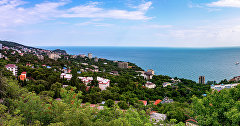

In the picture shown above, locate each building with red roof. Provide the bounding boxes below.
[19,72,27,81]
[139,100,147,106]
[154,99,162,105]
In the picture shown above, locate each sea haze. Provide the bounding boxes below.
[40,46,240,82]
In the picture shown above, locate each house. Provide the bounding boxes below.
[118,62,128,69]
[154,99,162,105]
[62,85,69,88]
[79,54,86,58]
[79,77,93,85]
[144,70,154,80]
[229,76,240,82]
[150,111,167,123]
[55,98,62,101]
[60,73,72,80]
[5,64,18,76]
[91,65,99,72]
[97,77,110,90]
[71,55,77,58]
[161,97,174,104]
[162,82,172,87]
[79,77,110,90]
[62,68,71,73]
[19,72,27,81]
[94,57,99,62]
[145,81,156,89]
[37,55,44,60]
[26,63,32,67]
[110,71,119,75]
[81,63,88,66]
[171,78,181,83]
[211,83,239,91]
[48,53,60,60]
[19,53,24,56]
[139,100,147,106]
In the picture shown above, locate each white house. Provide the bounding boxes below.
[60,73,72,80]
[97,77,110,90]
[5,64,18,76]
[211,83,239,91]
[78,76,110,90]
[145,81,156,89]
[79,77,93,84]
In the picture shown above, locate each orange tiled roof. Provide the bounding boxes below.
[154,99,162,105]
[139,100,147,106]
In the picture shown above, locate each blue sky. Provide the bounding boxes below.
[0,0,240,47]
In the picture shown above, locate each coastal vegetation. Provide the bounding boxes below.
[0,41,239,125]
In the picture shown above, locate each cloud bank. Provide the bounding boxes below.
[208,0,240,8]
[0,0,152,27]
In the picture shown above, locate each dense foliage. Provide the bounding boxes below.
[0,42,239,125]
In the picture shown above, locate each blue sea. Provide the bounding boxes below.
[40,46,240,82]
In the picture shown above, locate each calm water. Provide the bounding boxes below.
[40,46,240,82]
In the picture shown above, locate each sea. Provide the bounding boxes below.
[40,46,240,82]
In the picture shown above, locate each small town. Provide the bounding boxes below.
[1,41,240,126]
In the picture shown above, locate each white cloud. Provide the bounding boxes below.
[61,1,152,20]
[0,0,152,28]
[208,0,240,8]
[75,21,113,27]
[0,0,67,27]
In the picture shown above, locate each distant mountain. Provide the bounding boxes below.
[0,40,35,49]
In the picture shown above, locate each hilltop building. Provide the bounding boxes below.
[79,54,86,58]
[144,69,155,80]
[88,53,92,59]
[94,57,98,62]
[199,76,205,84]
[5,64,18,76]
[118,62,128,69]
[229,76,240,82]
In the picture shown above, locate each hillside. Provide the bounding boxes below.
[0,40,35,49]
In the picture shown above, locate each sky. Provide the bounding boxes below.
[0,0,240,47]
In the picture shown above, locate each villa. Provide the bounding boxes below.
[145,81,156,89]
